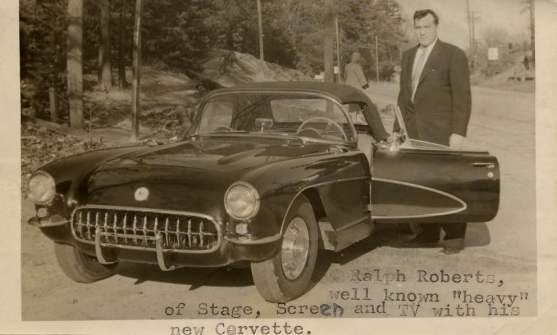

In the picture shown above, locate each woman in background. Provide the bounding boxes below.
[344,51,369,91]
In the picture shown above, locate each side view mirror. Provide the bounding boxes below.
[376,132,404,153]
[255,118,274,132]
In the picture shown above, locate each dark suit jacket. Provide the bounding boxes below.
[397,40,471,146]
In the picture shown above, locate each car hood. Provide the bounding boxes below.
[86,136,335,214]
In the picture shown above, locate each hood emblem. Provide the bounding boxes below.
[134,187,150,202]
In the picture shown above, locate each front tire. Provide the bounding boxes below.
[54,243,117,283]
[251,195,318,302]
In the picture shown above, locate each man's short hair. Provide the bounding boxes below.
[414,9,439,25]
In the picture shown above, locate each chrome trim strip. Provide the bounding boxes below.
[370,177,468,219]
[393,105,408,138]
[113,213,118,243]
[142,216,148,246]
[398,139,489,154]
[187,219,192,247]
[392,105,487,154]
[94,226,117,264]
[28,217,69,228]
[123,214,128,244]
[336,216,370,232]
[472,162,496,168]
[78,212,83,235]
[86,211,91,240]
[73,204,217,221]
[279,176,369,235]
[164,217,169,247]
[400,139,450,150]
[70,205,223,254]
[200,220,205,248]
[132,215,138,244]
[225,233,282,245]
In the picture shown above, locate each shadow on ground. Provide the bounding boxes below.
[114,223,490,291]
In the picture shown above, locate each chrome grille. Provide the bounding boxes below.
[71,205,221,253]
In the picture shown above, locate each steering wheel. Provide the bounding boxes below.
[296,117,347,141]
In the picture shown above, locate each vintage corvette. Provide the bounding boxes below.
[27,82,499,303]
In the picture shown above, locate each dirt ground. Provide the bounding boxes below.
[21,83,536,320]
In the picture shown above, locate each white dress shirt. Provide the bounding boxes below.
[411,38,438,101]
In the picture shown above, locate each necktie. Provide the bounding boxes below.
[411,48,428,101]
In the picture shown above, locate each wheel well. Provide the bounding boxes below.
[302,188,326,222]
[301,188,330,251]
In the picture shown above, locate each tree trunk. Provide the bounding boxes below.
[118,0,127,88]
[99,0,112,90]
[131,0,143,141]
[67,0,84,128]
[256,0,264,60]
[323,0,335,83]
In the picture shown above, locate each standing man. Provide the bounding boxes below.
[397,9,471,254]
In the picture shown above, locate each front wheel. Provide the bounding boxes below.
[54,243,117,283]
[251,195,318,302]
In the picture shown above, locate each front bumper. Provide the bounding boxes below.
[29,210,282,270]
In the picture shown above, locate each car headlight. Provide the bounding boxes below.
[27,171,56,205]
[224,182,260,220]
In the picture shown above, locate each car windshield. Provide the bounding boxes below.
[196,93,356,143]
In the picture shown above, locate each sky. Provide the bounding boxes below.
[396,0,531,50]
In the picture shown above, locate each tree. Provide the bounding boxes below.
[99,0,112,90]
[207,0,298,69]
[131,0,143,141]
[142,0,218,72]
[337,0,404,79]
[323,0,335,82]
[522,0,535,66]
[67,0,84,128]
[476,25,518,77]
[20,0,67,119]
[260,0,405,77]
[117,0,128,88]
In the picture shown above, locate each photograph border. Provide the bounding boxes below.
[2,0,557,333]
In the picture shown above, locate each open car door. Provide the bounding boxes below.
[371,106,500,224]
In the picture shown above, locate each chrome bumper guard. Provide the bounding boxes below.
[28,214,68,228]
[94,226,174,271]
[72,205,222,272]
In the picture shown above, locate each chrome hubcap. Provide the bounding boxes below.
[281,216,310,280]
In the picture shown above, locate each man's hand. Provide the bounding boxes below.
[449,133,465,150]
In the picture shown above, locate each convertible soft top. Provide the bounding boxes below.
[206,81,377,107]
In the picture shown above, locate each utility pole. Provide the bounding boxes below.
[323,0,335,82]
[465,0,476,71]
[375,35,380,82]
[131,0,143,141]
[466,0,480,71]
[471,11,480,51]
[257,0,264,61]
[465,0,473,53]
[335,16,341,82]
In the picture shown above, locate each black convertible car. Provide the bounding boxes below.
[27,82,499,303]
